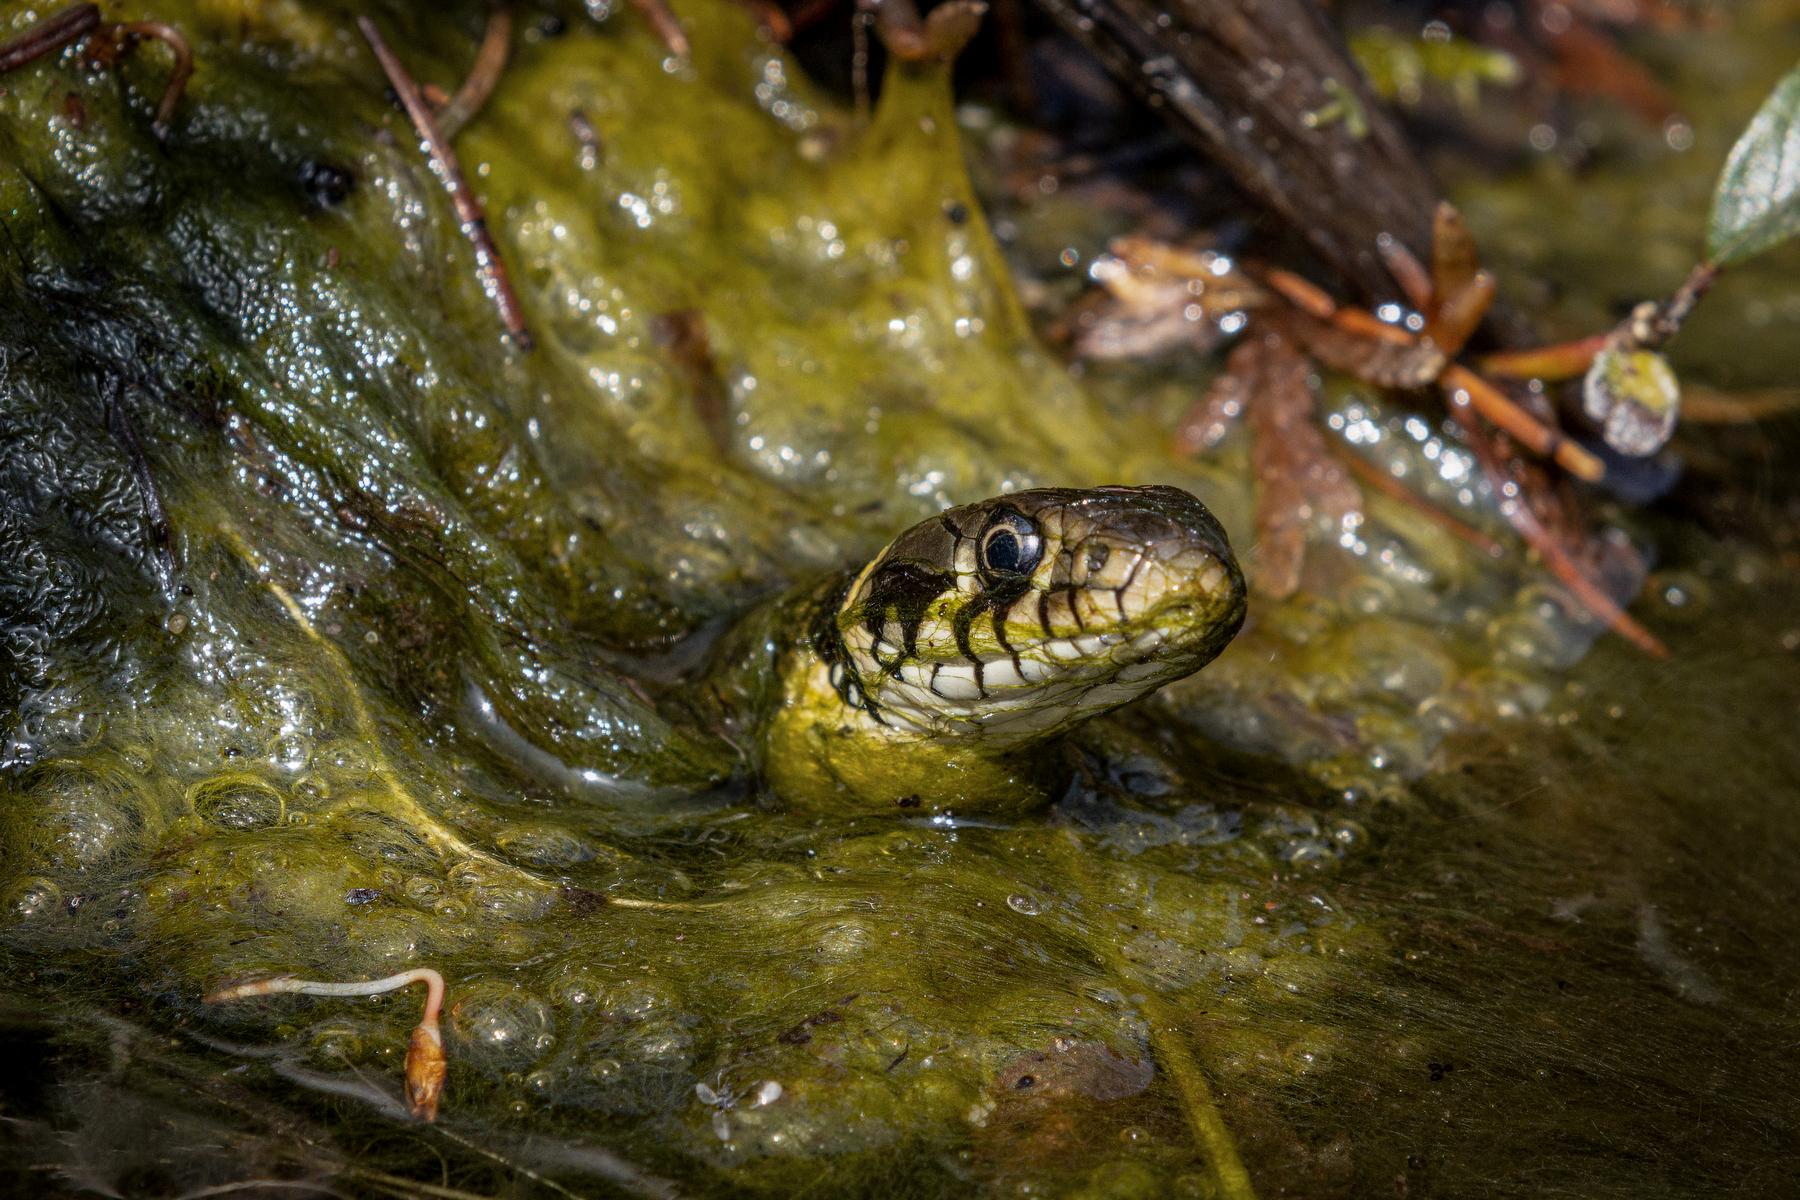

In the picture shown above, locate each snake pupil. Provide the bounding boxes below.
[978,512,1041,577]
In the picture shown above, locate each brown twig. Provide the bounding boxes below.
[1441,365,1604,482]
[1680,385,1800,423]
[737,0,794,41]
[623,0,689,58]
[1485,262,1719,385]
[1265,268,1419,345]
[1333,448,1505,558]
[1610,260,1720,353]
[114,21,194,134]
[359,16,534,351]
[1332,305,1416,345]
[205,968,449,1120]
[1447,392,1667,657]
[1481,334,1607,381]
[0,4,190,136]
[434,2,512,139]
[1375,232,1433,312]
[1263,267,1337,319]
[1266,261,1604,481]
[0,2,98,73]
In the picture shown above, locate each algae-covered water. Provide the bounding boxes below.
[1,0,1797,1195]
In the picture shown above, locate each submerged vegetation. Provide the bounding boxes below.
[0,0,1797,1196]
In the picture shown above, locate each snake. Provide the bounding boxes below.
[748,484,1248,812]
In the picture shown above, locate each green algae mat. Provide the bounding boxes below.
[1,0,1798,1195]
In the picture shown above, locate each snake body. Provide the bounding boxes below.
[760,485,1246,812]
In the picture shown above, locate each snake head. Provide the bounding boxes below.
[829,485,1246,747]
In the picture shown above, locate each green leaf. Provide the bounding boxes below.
[1707,58,1800,266]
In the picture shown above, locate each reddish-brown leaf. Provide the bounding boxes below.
[1267,307,1447,389]
[1245,331,1362,597]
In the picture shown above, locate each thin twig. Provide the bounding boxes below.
[1447,394,1668,657]
[623,0,689,58]
[117,21,193,133]
[1334,448,1505,558]
[1262,267,1337,319]
[218,525,528,873]
[359,17,534,351]
[419,1126,605,1200]
[652,310,732,456]
[1266,264,1604,481]
[1486,262,1719,382]
[1332,304,1416,345]
[104,381,174,581]
[737,0,793,41]
[1481,334,1607,382]
[1618,260,1719,352]
[435,3,512,140]
[1441,365,1604,482]
[206,968,448,1120]
[1681,385,1800,423]
[0,2,98,73]
[1375,231,1433,311]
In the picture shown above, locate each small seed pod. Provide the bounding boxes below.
[1583,345,1681,457]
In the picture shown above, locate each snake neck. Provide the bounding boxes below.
[759,486,1246,812]
[765,608,1054,814]
[805,569,922,734]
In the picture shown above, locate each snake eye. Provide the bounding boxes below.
[979,510,1042,579]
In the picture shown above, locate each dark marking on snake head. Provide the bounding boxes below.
[858,559,954,668]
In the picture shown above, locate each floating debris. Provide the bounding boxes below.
[0,3,193,135]
[205,968,449,1121]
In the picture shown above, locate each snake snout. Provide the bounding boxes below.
[1057,488,1245,647]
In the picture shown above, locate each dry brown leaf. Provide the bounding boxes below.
[1245,331,1363,597]
[1266,307,1446,389]
[1076,236,1264,361]
[1173,338,1256,455]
